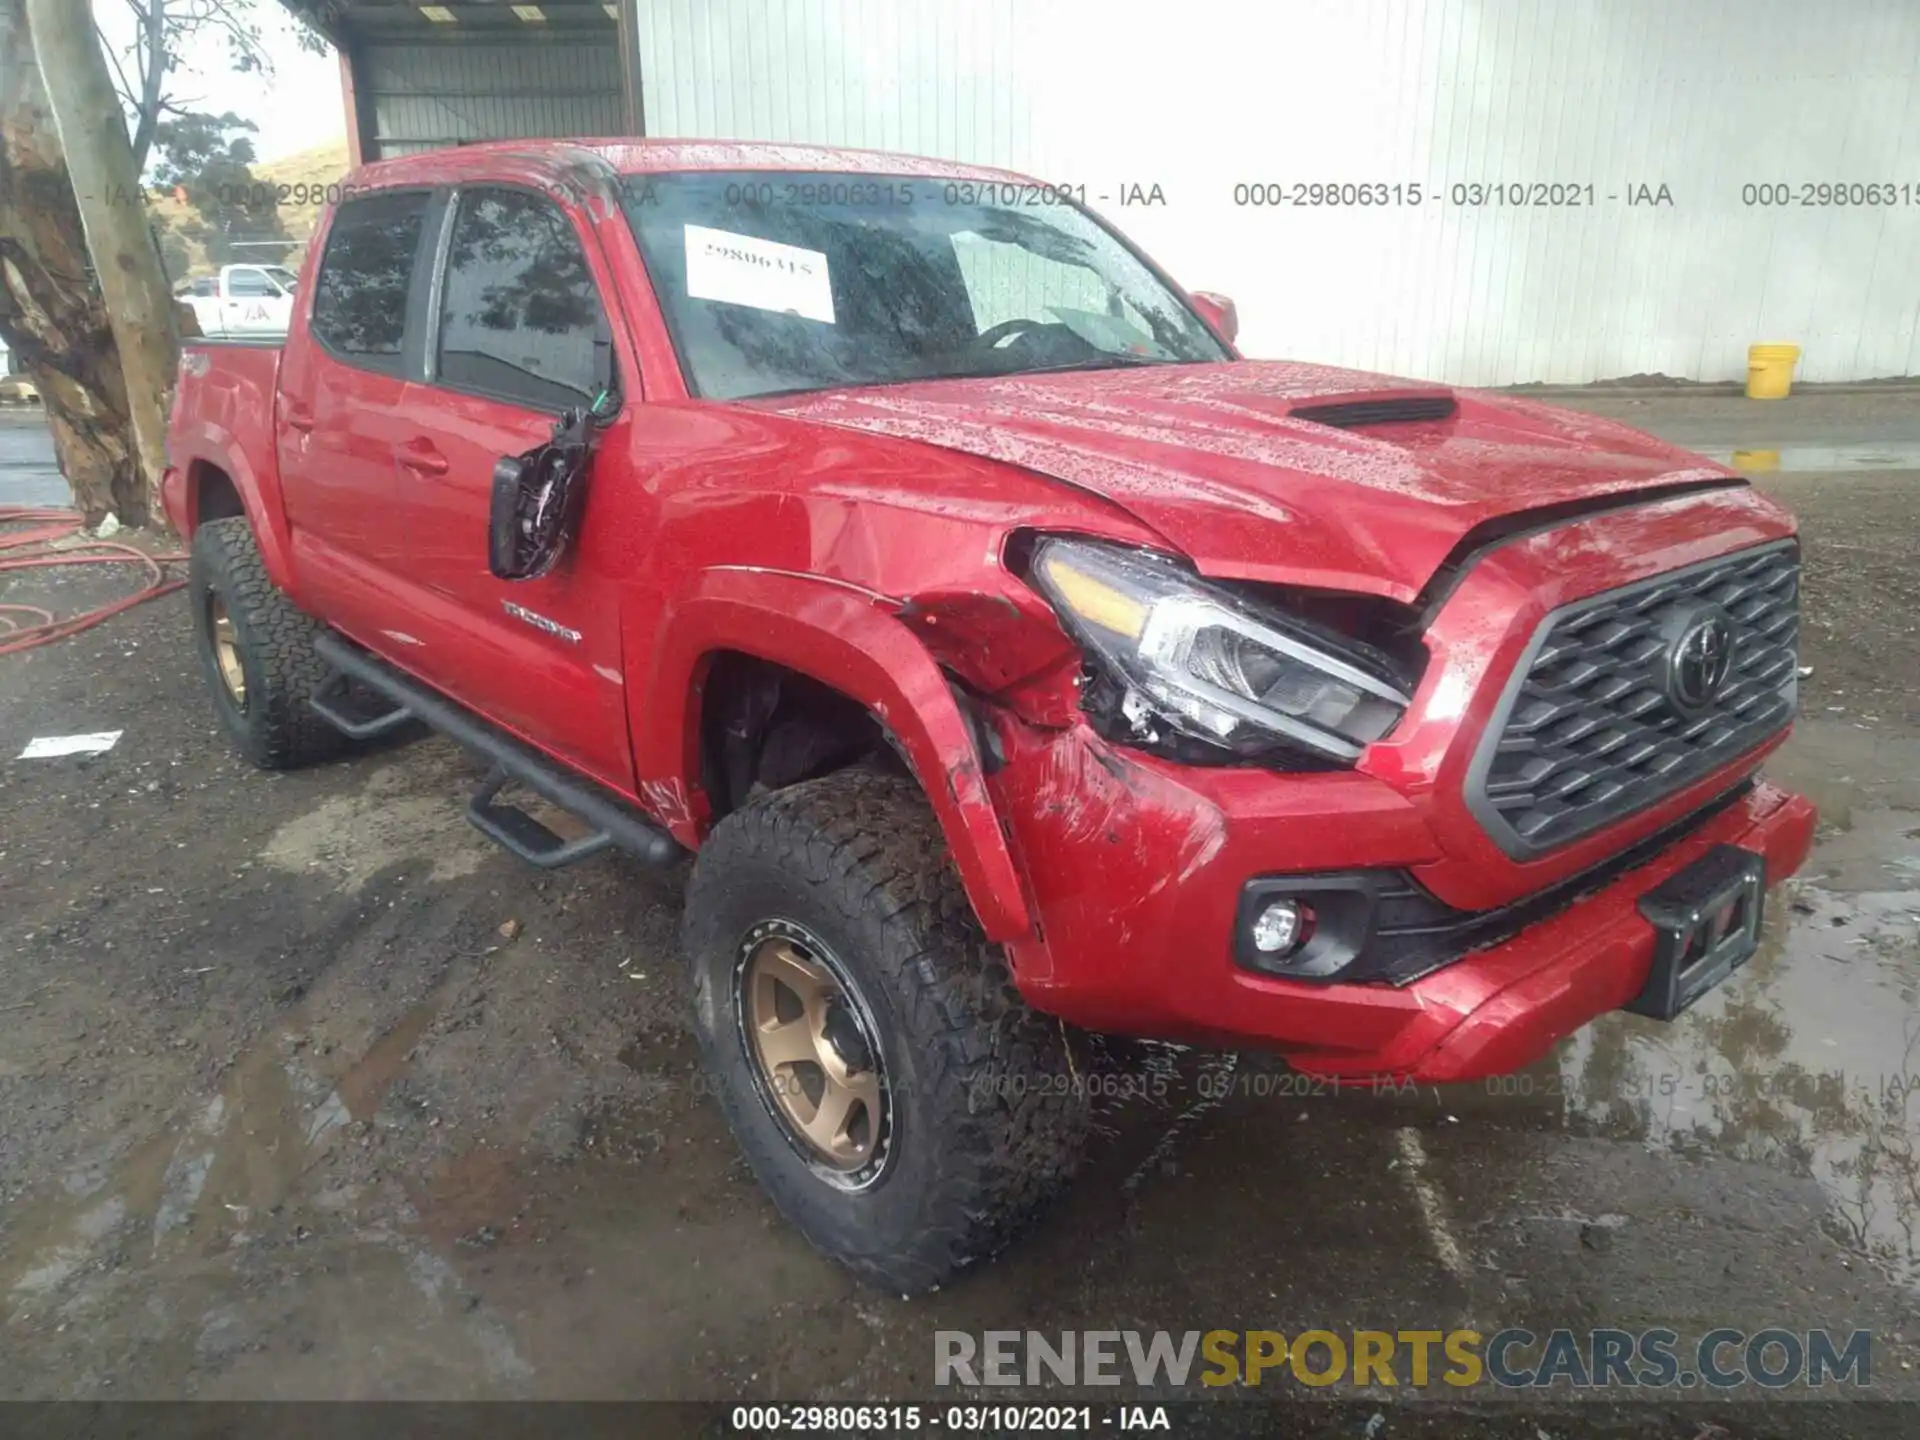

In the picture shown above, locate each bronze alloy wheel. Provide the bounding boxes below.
[736,920,891,1187]
[209,596,246,706]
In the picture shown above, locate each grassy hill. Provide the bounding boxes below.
[151,138,353,281]
[254,139,355,243]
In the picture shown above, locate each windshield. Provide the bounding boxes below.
[620,171,1229,400]
[265,266,298,292]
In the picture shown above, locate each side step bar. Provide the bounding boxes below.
[466,763,615,868]
[309,670,414,740]
[312,633,683,869]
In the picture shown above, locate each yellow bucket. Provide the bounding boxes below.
[1746,343,1801,400]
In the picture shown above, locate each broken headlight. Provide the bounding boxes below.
[1029,538,1412,764]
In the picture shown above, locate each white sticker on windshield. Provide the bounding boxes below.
[683,225,835,324]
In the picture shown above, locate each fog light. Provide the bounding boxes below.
[1252,899,1314,955]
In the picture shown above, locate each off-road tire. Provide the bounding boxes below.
[189,517,345,770]
[683,769,1089,1293]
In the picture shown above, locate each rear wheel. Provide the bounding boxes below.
[682,768,1088,1293]
[189,517,345,769]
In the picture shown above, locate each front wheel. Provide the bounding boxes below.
[682,769,1088,1293]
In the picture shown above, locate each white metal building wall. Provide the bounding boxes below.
[633,0,1920,386]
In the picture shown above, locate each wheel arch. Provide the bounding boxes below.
[188,460,246,527]
[171,421,297,593]
[633,568,1034,943]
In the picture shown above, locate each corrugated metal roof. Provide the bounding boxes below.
[284,2,618,44]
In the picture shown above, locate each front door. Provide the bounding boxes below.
[392,185,634,792]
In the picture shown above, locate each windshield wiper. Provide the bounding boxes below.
[1008,354,1182,376]
[729,354,1186,401]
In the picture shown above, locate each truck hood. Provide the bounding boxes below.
[753,361,1739,602]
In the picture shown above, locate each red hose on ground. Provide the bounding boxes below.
[0,506,188,657]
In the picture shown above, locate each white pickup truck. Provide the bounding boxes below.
[178,264,298,339]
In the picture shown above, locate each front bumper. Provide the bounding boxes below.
[990,720,1814,1085]
[1300,781,1814,1081]
[986,482,1815,1083]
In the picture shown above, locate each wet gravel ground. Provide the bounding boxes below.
[3,394,1920,1436]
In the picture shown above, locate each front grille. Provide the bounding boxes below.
[1467,541,1799,858]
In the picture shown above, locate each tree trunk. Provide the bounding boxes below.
[25,0,179,531]
[0,0,143,525]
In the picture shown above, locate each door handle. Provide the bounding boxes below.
[398,439,449,476]
[283,404,314,432]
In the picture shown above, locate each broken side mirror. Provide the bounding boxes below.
[488,394,617,581]
[1190,291,1240,347]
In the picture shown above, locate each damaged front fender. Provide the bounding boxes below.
[634,566,1037,942]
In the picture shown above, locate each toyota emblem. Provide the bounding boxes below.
[1665,605,1736,711]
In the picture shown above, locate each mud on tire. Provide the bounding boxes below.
[189,516,346,770]
[682,769,1089,1293]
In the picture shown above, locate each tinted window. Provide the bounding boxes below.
[436,188,604,410]
[227,269,274,297]
[311,191,430,362]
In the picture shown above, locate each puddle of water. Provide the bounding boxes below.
[1540,808,1920,1291]
[337,992,445,1121]
[1707,443,1920,473]
[0,983,453,1312]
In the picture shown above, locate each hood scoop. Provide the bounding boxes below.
[1290,394,1457,430]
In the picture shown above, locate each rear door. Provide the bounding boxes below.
[391,184,634,790]
[277,188,442,633]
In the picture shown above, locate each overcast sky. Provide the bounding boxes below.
[94,1,347,165]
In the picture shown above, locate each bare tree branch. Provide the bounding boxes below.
[96,15,138,114]
[127,0,170,173]
[105,0,275,177]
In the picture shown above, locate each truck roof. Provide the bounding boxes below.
[343,137,1039,195]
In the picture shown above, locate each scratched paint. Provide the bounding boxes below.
[992,721,1227,1008]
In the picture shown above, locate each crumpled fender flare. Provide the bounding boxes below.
[170,416,298,594]
[634,567,1034,943]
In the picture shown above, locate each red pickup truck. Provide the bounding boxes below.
[162,139,1815,1292]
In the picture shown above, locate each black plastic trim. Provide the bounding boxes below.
[1291,395,1457,429]
[1625,843,1766,1018]
[1234,777,1755,986]
[1235,873,1385,979]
